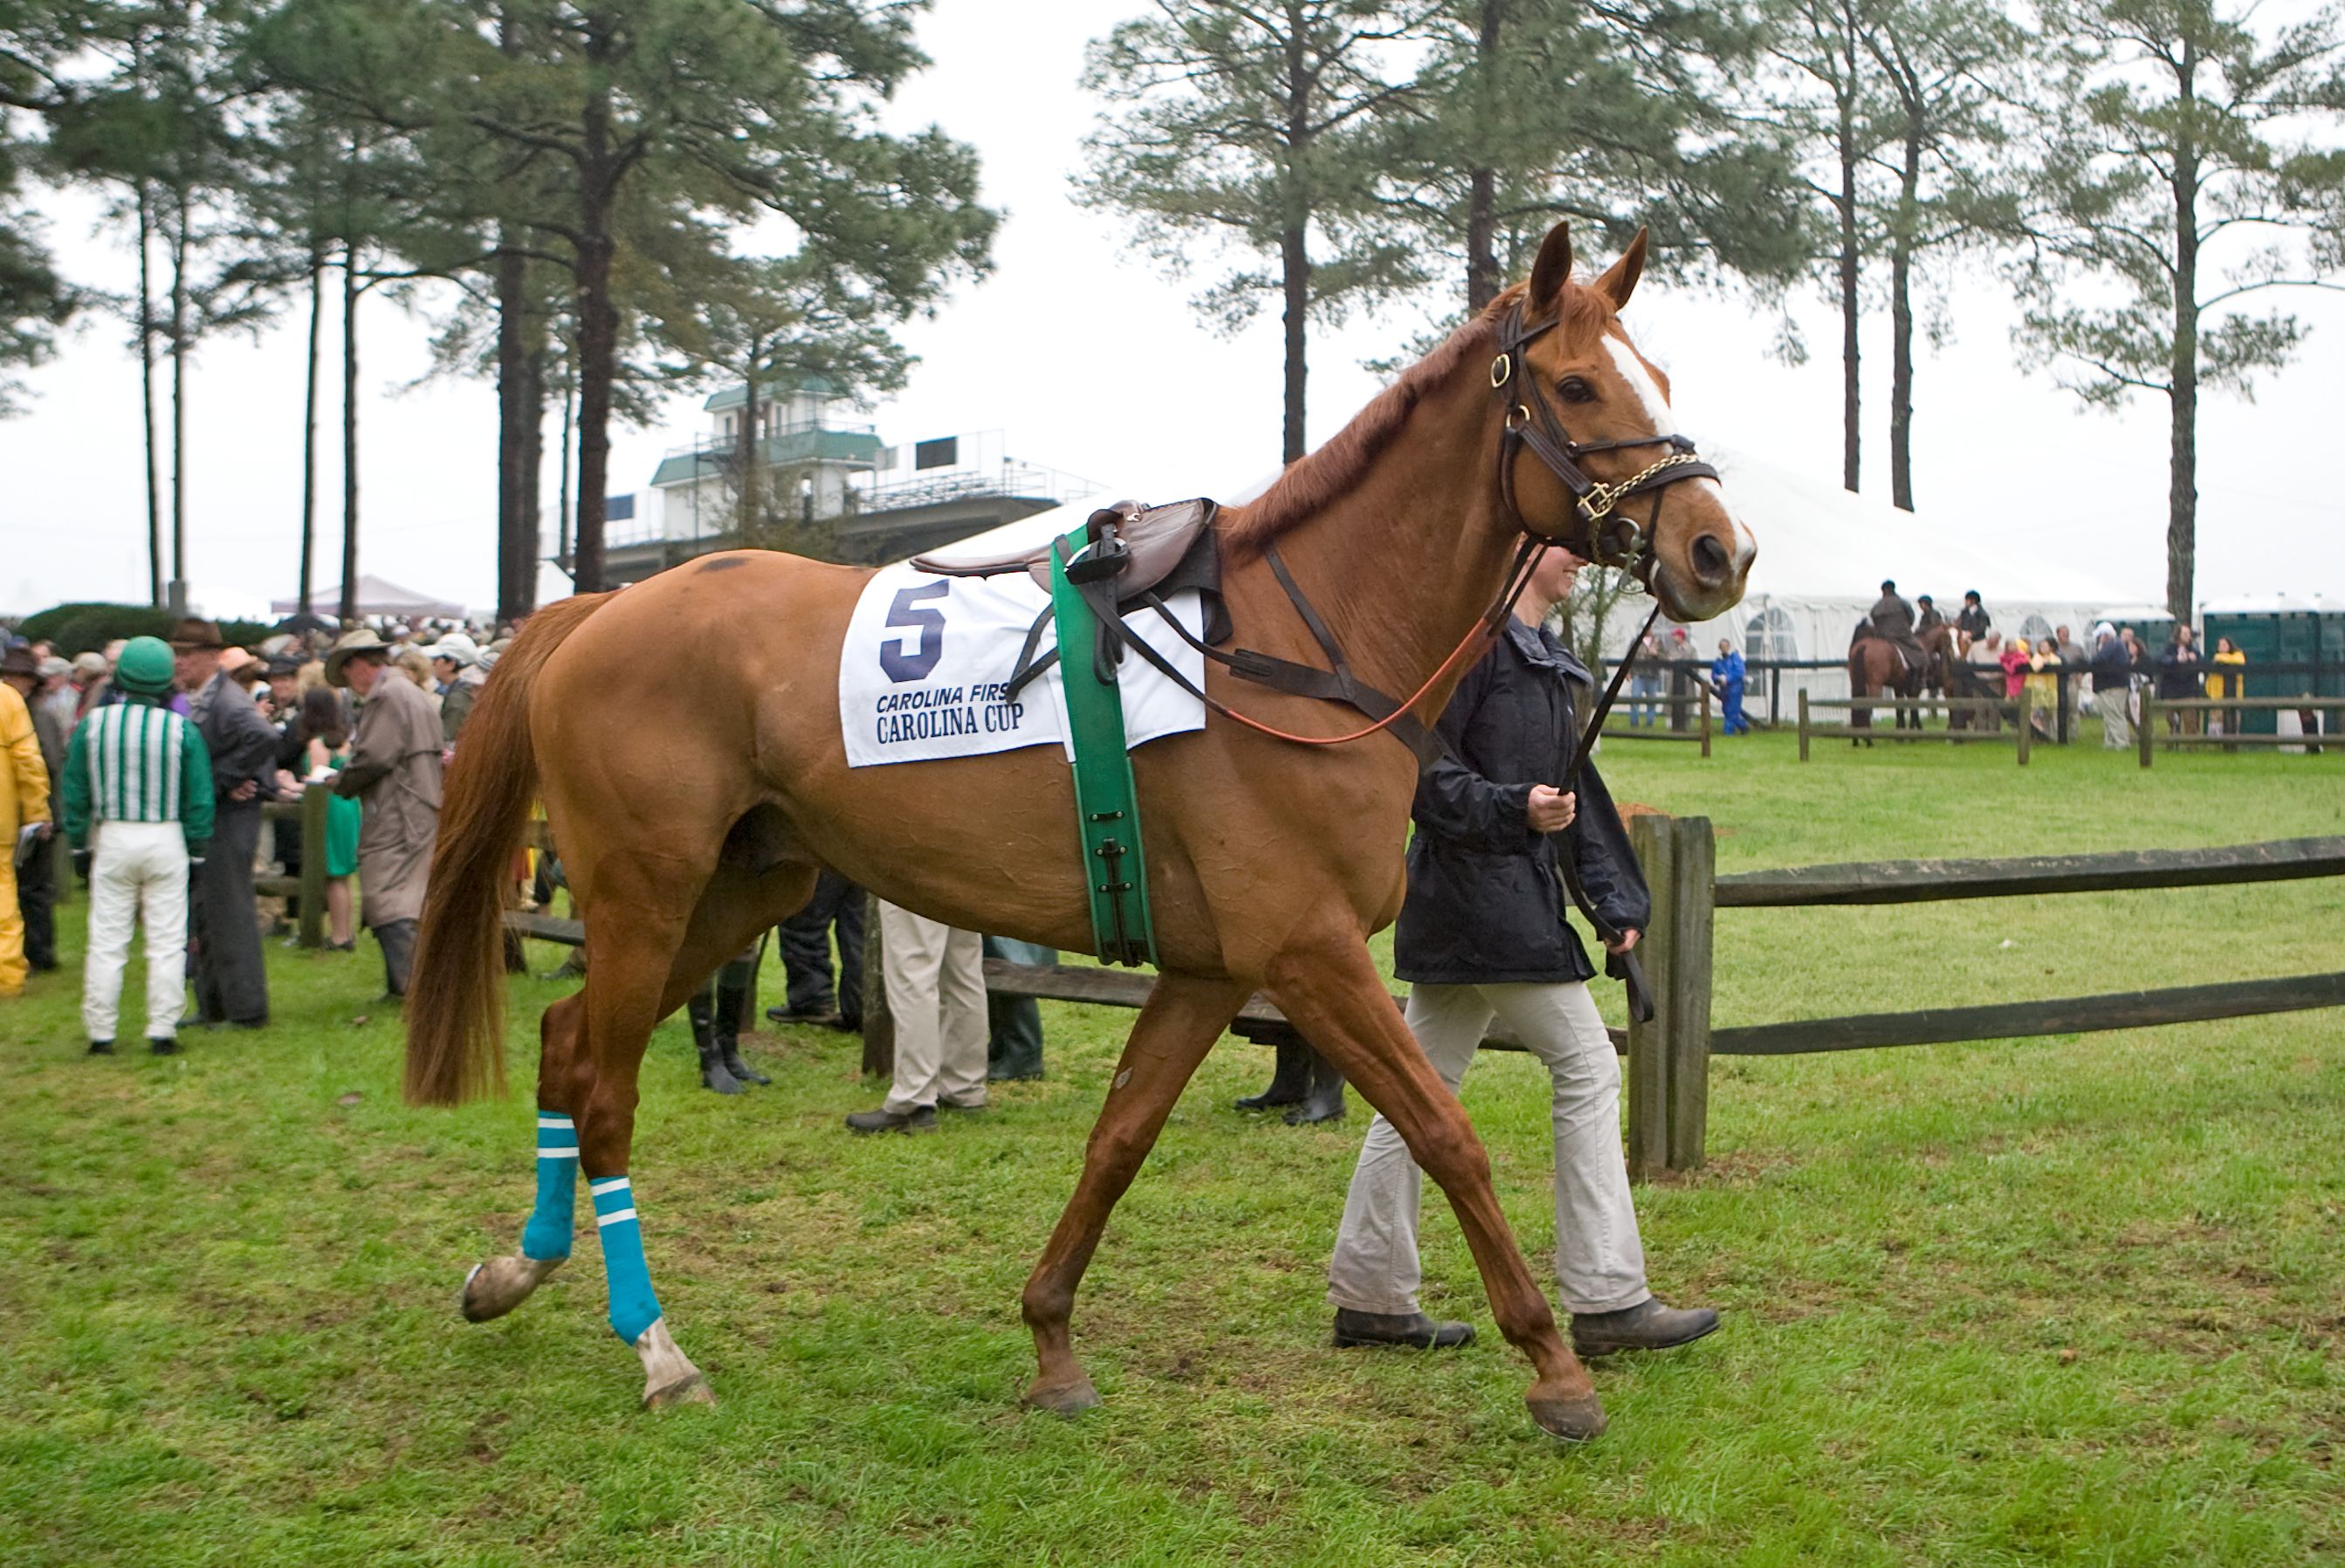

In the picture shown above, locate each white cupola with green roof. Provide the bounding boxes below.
[647,374,884,544]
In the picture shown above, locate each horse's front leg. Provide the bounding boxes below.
[1020,970,1251,1415]
[463,994,586,1323]
[1267,936,1605,1442]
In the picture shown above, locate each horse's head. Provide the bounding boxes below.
[1494,222,1754,624]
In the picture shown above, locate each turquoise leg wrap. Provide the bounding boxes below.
[522,1112,578,1262]
[589,1174,663,1344]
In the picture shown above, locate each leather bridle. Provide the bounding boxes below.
[1489,299,1720,573]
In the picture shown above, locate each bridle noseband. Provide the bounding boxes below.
[1489,300,1719,571]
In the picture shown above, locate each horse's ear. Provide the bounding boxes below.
[1593,228,1649,312]
[1527,221,1573,316]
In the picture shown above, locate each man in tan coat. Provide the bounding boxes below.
[327,630,444,999]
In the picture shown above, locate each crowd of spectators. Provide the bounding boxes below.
[3,611,1047,1114]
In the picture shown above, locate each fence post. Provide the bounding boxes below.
[2138,691,2156,769]
[1665,816,1714,1173]
[860,891,895,1079]
[1798,689,1812,762]
[1626,815,1673,1178]
[298,784,328,949]
[2016,687,2032,767]
[1700,684,1712,757]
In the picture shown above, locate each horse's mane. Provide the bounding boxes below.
[1221,279,1619,559]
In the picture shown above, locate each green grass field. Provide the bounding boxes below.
[3,731,2341,1566]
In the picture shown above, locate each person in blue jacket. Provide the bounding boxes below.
[1709,638,1750,735]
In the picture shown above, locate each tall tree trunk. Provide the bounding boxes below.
[136,180,162,608]
[1463,0,1505,313]
[494,5,530,624]
[557,376,574,567]
[495,242,529,625]
[1888,127,1920,512]
[519,342,546,616]
[1836,14,1861,496]
[168,188,189,600]
[1279,15,1310,465]
[1281,225,1310,464]
[571,79,618,594]
[738,371,761,538]
[2166,41,2199,624]
[299,251,324,614]
[339,247,360,625]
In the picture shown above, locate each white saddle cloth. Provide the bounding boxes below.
[839,561,1207,768]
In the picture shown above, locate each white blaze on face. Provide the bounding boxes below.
[1601,333,1756,574]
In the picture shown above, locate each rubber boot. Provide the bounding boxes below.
[376,918,417,1000]
[1234,1036,1310,1110]
[688,990,745,1096]
[714,980,768,1085]
[1283,1044,1347,1124]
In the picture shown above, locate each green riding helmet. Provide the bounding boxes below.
[113,636,177,696]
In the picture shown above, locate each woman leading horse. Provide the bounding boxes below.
[404,222,1753,1441]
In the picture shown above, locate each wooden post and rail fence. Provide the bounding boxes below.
[1603,684,1711,756]
[499,820,2345,1181]
[1799,688,2034,763]
[2135,696,2342,767]
[253,787,333,949]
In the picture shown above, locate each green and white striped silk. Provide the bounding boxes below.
[81,702,188,824]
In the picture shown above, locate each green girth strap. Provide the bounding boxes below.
[1049,527,1158,967]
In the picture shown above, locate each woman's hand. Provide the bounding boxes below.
[1606,928,1640,955]
[1526,786,1577,833]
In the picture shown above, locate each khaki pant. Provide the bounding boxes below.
[877,902,988,1114]
[2097,684,2133,749]
[83,822,190,1042]
[1327,980,1650,1317]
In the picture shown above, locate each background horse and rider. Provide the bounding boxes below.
[402,222,1753,1442]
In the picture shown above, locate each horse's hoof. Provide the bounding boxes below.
[1024,1375,1101,1417]
[643,1372,716,1411]
[1526,1392,1608,1443]
[461,1255,562,1323]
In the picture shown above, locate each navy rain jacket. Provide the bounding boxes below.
[1394,616,1651,987]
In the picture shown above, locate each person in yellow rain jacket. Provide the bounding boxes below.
[0,651,54,998]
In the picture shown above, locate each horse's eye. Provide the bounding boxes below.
[1558,376,1597,403]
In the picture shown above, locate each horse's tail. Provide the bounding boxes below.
[404,592,615,1107]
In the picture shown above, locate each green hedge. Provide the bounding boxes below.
[14,602,278,657]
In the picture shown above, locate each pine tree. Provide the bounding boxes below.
[1388,0,1808,315]
[263,0,994,595]
[1080,1,1427,464]
[2015,0,2345,619]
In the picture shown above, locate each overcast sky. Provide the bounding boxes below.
[3,0,2341,621]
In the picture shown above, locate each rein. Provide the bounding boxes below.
[1062,299,1721,765]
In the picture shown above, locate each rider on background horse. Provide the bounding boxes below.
[1867,580,1928,675]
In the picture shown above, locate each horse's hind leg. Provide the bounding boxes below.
[1021,970,1252,1415]
[461,992,588,1323]
[1267,935,1605,1441]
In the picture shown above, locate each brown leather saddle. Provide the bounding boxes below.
[911,498,1216,599]
[911,498,1231,697]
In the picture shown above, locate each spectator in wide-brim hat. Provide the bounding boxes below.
[167,616,229,651]
[322,628,391,686]
[327,628,443,1000]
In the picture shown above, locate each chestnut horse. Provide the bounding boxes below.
[404,223,1752,1442]
[1848,632,1929,740]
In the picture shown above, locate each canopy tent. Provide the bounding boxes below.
[272,574,466,620]
[1671,444,2129,661]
